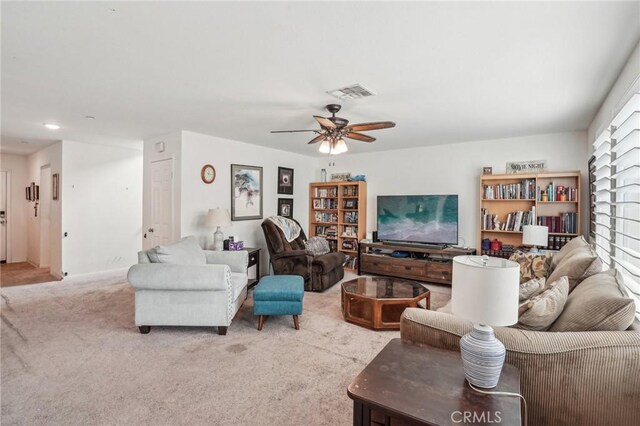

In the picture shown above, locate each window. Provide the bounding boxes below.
[592,92,640,317]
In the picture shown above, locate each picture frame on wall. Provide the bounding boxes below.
[277,167,294,195]
[278,198,293,218]
[231,164,263,221]
[52,173,59,201]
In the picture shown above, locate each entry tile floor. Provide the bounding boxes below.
[0,262,60,287]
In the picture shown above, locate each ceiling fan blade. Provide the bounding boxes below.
[346,121,396,132]
[307,134,326,144]
[314,115,336,129]
[271,129,318,133]
[345,132,376,143]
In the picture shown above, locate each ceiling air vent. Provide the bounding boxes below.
[326,84,376,101]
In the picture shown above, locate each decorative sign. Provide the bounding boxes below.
[330,172,351,181]
[506,160,547,174]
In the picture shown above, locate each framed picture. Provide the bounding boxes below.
[52,173,59,201]
[278,198,294,218]
[278,167,294,195]
[231,164,263,221]
[26,186,31,201]
[482,167,493,175]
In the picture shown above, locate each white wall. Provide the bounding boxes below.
[142,131,182,249]
[0,153,29,262]
[320,131,588,250]
[588,40,640,147]
[61,140,143,276]
[179,131,316,273]
[27,142,62,276]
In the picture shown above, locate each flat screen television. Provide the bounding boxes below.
[376,195,458,245]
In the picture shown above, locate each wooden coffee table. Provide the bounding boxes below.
[348,339,521,425]
[341,276,430,330]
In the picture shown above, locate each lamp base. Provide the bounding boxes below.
[460,324,505,389]
[213,227,224,251]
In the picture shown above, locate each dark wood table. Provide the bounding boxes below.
[341,277,430,330]
[243,247,261,288]
[348,339,521,425]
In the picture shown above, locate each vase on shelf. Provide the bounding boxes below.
[321,169,327,182]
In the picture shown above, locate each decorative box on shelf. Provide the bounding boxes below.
[229,241,244,251]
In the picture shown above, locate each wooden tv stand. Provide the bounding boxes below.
[358,242,476,286]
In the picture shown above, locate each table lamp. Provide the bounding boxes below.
[522,225,548,253]
[206,208,231,251]
[452,255,520,389]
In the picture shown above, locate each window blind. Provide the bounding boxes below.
[593,92,640,317]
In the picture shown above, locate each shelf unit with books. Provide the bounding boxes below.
[478,171,581,255]
[309,181,367,270]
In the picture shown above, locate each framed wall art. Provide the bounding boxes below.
[231,164,263,221]
[277,198,293,218]
[277,167,294,195]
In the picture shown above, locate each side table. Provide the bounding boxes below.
[242,247,261,288]
[347,338,521,425]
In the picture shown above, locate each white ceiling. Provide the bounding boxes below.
[2,1,639,156]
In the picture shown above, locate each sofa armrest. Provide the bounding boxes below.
[400,308,640,425]
[204,250,248,273]
[272,249,312,260]
[127,264,231,291]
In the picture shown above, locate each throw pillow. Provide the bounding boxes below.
[546,244,603,292]
[519,277,547,302]
[304,236,330,256]
[550,235,589,271]
[150,236,207,265]
[549,269,636,332]
[514,276,569,331]
[509,251,552,284]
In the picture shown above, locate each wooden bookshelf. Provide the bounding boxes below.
[309,181,367,270]
[478,171,581,252]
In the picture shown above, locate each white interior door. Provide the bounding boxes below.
[147,158,174,248]
[0,171,7,262]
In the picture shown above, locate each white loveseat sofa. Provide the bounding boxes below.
[127,236,249,335]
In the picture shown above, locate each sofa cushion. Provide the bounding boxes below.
[150,236,207,265]
[230,272,248,300]
[514,276,569,331]
[305,236,330,256]
[549,269,636,332]
[551,235,589,271]
[519,277,547,302]
[509,251,552,284]
[546,244,602,292]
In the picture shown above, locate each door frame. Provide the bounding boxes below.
[0,170,11,263]
[39,165,52,268]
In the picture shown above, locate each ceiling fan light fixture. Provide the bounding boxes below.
[333,138,348,154]
[318,139,331,154]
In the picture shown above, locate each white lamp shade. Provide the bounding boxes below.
[319,140,331,154]
[523,225,549,246]
[331,139,348,154]
[451,256,520,326]
[206,208,231,228]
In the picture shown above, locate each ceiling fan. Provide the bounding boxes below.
[270,104,396,154]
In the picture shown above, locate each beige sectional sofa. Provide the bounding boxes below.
[400,237,640,426]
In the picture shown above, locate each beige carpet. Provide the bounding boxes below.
[1,271,451,426]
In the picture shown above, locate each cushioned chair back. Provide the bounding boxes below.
[261,217,307,258]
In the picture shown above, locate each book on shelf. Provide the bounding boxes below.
[314,187,338,198]
[312,198,338,209]
[343,212,358,224]
[537,213,578,234]
[342,225,358,237]
[314,212,338,223]
[341,239,359,252]
[342,186,359,197]
[480,207,535,232]
[343,255,358,270]
[315,225,337,239]
[538,183,578,202]
[482,179,536,200]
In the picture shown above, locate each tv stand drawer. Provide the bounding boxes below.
[425,263,452,283]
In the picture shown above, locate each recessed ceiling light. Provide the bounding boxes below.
[44,123,60,130]
[85,115,95,120]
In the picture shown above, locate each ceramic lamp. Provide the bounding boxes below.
[451,255,519,388]
[206,208,231,251]
[523,225,549,253]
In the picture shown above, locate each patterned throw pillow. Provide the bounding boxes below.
[514,276,569,331]
[519,277,547,302]
[304,236,330,256]
[509,251,553,284]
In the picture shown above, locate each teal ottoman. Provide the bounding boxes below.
[253,275,304,330]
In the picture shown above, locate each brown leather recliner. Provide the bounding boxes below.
[261,218,345,292]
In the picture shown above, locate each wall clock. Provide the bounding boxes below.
[201,164,216,184]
